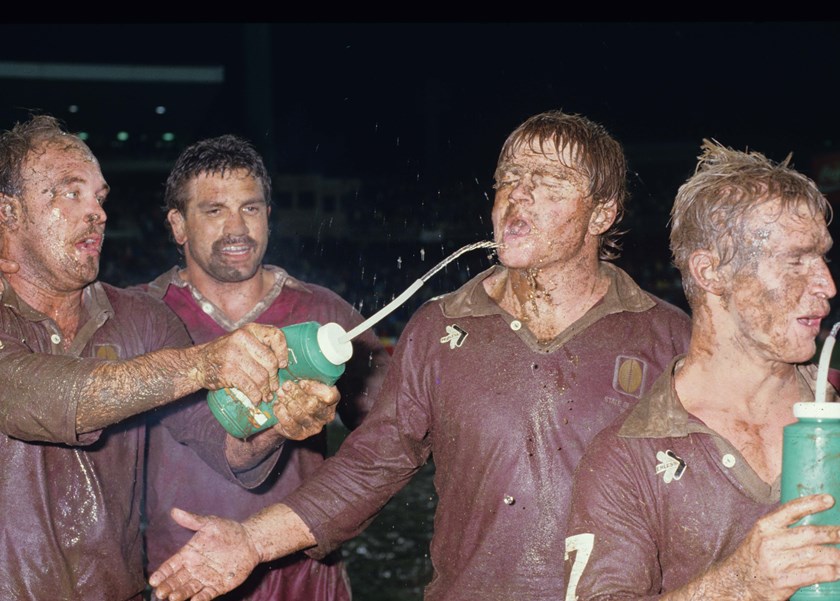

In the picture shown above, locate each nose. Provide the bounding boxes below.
[508,173,535,204]
[85,196,106,225]
[814,259,836,300]
[224,210,248,235]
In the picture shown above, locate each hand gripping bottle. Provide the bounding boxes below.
[206,321,353,439]
[781,322,840,600]
[206,241,500,438]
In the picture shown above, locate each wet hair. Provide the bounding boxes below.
[164,134,272,219]
[497,110,628,260]
[0,114,86,198]
[670,139,831,309]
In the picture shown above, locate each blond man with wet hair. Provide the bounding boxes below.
[564,140,840,600]
[150,110,691,601]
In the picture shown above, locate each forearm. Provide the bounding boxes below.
[242,503,317,562]
[77,344,204,433]
[224,429,285,472]
[658,561,751,601]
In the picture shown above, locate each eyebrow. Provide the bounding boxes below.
[56,176,110,195]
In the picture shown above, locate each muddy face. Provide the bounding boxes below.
[170,169,270,284]
[723,200,835,364]
[491,142,601,273]
[14,138,108,292]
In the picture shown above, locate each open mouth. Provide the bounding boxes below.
[503,218,532,239]
[76,234,103,255]
[213,237,257,259]
[219,243,254,256]
[797,314,827,332]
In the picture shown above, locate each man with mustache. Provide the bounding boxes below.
[142,134,390,601]
[0,115,346,600]
[563,140,840,599]
[150,110,691,601]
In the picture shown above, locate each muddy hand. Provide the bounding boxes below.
[719,494,840,600]
[193,323,288,404]
[272,379,341,440]
[149,508,260,601]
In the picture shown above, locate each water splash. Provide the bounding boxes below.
[339,240,499,344]
[419,240,497,283]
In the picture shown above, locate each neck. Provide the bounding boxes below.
[677,314,800,418]
[486,255,608,341]
[6,272,85,340]
[181,265,273,323]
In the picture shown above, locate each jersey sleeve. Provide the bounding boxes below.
[564,422,664,601]
[0,330,99,444]
[282,303,436,558]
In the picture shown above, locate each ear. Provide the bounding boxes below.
[167,209,188,246]
[588,199,617,236]
[0,194,21,230]
[688,249,726,296]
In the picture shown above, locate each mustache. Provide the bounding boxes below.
[212,235,258,253]
[78,225,105,240]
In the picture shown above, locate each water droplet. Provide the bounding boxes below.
[420,248,425,262]
[503,495,515,506]
[397,256,402,269]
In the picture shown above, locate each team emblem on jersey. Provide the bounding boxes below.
[94,344,120,360]
[612,356,647,398]
[655,449,686,483]
[440,324,468,349]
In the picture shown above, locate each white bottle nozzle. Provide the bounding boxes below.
[337,240,499,345]
[815,321,840,404]
[318,322,354,365]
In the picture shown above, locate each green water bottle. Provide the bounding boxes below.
[207,321,353,438]
[781,400,840,599]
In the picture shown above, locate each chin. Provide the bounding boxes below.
[497,249,534,270]
[789,346,819,364]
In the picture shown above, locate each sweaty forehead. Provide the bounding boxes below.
[183,169,266,205]
[499,139,582,171]
[20,138,104,193]
[746,199,831,245]
[24,138,98,174]
[35,136,97,161]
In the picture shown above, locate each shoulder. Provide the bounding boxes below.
[298,280,354,309]
[268,266,350,307]
[404,294,450,329]
[578,417,630,469]
[141,266,181,300]
[101,282,180,323]
[642,291,691,322]
[603,263,691,329]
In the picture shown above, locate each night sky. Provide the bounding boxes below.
[2,22,838,180]
[2,22,839,312]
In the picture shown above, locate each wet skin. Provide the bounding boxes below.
[2,138,109,336]
[169,169,270,286]
[721,200,835,366]
[484,141,616,340]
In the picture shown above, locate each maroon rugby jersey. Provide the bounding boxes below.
[285,263,691,601]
